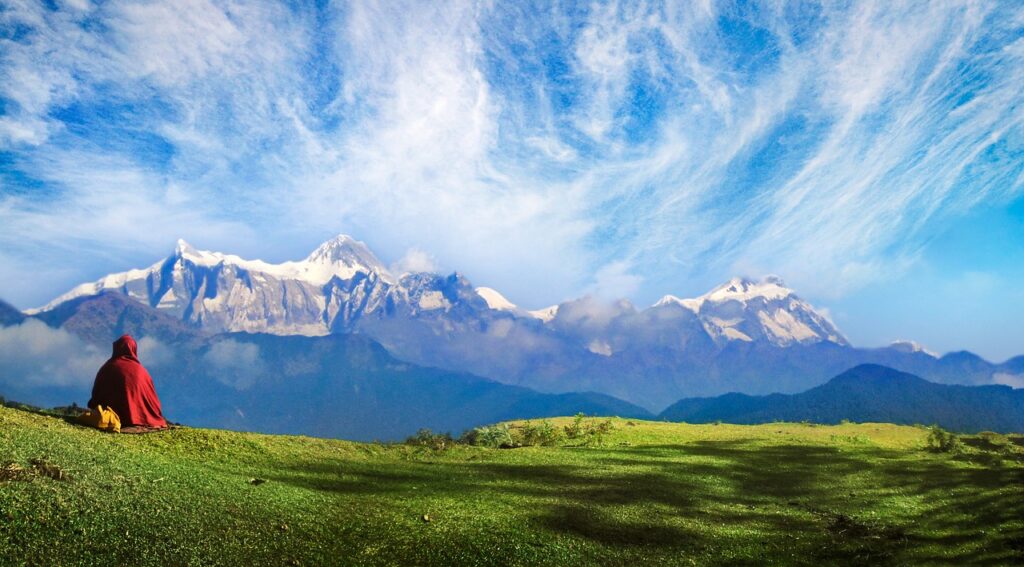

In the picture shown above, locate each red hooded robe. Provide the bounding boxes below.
[89,335,167,428]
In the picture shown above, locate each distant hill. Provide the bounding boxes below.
[659,364,1024,433]
[0,298,24,326]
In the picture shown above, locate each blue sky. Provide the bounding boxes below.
[1,0,1023,360]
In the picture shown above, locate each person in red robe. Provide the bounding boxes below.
[88,334,167,429]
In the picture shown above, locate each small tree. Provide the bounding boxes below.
[564,413,586,439]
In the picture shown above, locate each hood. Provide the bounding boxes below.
[112,334,139,361]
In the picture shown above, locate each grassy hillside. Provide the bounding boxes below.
[1,407,1021,566]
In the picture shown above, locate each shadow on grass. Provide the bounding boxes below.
[257,439,1022,565]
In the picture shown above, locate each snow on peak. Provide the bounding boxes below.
[889,340,938,357]
[304,235,390,278]
[528,304,559,322]
[29,236,394,314]
[476,287,517,311]
[654,294,702,311]
[307,235,369,263]
[654,276,793,312]
[651,276,847,347]
[173,239,226,267]
[703,276,794,304]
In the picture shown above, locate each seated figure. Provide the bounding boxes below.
[88,334,167,429]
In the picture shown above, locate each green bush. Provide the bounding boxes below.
[461,424,516,448]
[926,426,960,453]
[521,420,562,446]
[587,419,614,446]
[405,428,454,450]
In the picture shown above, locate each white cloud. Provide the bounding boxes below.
[136,336,175,369]
[587,260,643,300]
[0,319,104,387]
[993,373,1024,389]
[203,339,263,390]
[391,248,438,274]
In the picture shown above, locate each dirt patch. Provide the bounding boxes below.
[826,512,906,542]
[0,459,70,482]
[0,462,28,481]
[30,458,69,481]
[794,504,908,563]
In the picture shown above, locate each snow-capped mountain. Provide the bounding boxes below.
[27,236,392,334]
[30,238,847,352]
[654,276,848,347]
[27,236,519,336]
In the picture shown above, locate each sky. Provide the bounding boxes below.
[1,0,1023,360]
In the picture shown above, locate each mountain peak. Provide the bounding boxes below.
[0,298,25,326]
[889,340,938,357]
[305,235,386,273]
[704,276,794,304]
[171,239,228,268]
[654,275,846,347]
[476,287,517,311]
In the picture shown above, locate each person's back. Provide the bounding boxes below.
[89,334,167,429]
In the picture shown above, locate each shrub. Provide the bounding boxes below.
[405,428,454,451]
[521,420,562,447]
[594,418,614,435]
[564,413,585,439]
[461,425,516,448]
[587,419,615,446]
[926,426,960,453]
[975,431,1009,451]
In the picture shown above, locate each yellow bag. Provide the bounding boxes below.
[77,405,121,433]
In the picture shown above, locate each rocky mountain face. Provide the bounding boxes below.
[21,235,1018,410]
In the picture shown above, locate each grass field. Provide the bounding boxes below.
[1,405,1022,566]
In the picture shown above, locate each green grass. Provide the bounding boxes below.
[1,407,1022,566]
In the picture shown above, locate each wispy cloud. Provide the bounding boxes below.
[1,0,1022,315]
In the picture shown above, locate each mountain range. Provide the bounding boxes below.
[0,234,1021,439]
[16,235,1020,408]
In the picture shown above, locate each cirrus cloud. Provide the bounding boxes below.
[0,0,1021,322]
